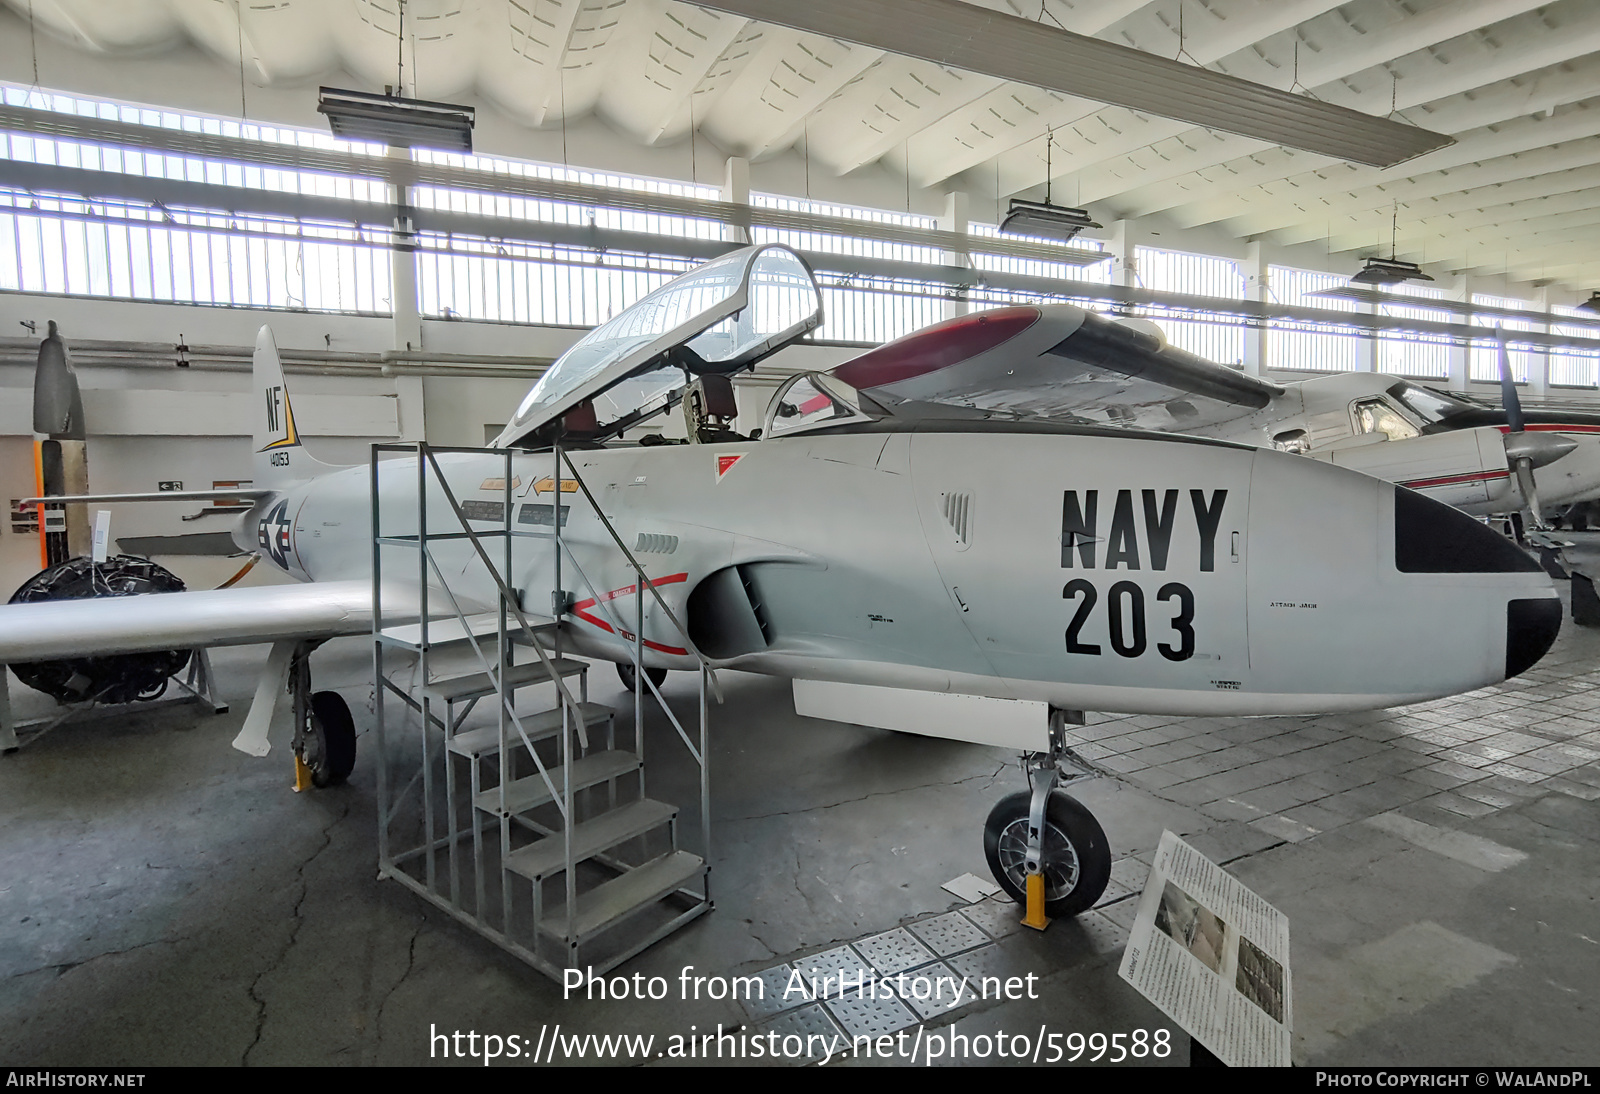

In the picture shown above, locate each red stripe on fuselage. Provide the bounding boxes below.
[1494,424,1600,434]
[571,573,690,655]
[1401,469,1511,490]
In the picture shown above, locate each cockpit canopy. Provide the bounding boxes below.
[493,245,823,449]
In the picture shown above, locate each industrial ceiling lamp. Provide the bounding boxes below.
[1575,291,1600,315]
[317,1,474,152]
[1348,204,1432,287]
[1000,128,1101,244]
[1349,256,1434,286]
[317,88,475,151]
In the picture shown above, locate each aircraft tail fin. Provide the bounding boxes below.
[252,326,336,487]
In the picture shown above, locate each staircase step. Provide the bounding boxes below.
[425,657,587,704]
[448,703,613,759]
[541,850,706,944]
[474,750,639,816]
[381,611,556,651]
[504,799,678,882]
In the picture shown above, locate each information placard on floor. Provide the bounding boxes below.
[1118,830,1293,1067]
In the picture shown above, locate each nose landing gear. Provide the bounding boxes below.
[982,709,1111,925]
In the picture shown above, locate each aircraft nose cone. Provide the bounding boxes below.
[1394,487,1561,681]
[1506,597,1562,679]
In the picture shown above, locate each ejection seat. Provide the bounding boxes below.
[683,374,745,444]
[559,400,606,449]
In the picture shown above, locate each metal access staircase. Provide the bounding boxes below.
[369,442,714,980]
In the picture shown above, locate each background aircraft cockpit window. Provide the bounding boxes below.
[1352,399,1421,441]
[1387,381,1475,424]
[765,373,875,440]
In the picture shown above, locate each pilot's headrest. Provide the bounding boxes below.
[563,400,600,436]
[696,374,738,420]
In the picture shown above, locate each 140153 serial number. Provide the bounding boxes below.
[1064,578,1195,661]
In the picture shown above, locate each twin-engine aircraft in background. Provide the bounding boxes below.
[0,245,1564,919]
[836,307,1600,532]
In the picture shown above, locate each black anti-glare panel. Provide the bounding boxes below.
[1393,489,1540,574]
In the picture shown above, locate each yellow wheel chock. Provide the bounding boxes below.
[1021,870,1051,931]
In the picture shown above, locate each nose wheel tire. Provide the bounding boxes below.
[302,690,357,788]
[983,790,1111,919]
[616,662,668,693]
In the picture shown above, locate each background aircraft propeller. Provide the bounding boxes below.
[1496,327,1576,541]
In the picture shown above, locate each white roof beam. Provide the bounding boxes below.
[1322,204,1600,268]
[1170,42,1600,230]
[986,0,1553,202]
[627,6,752,145]
[742,45,886,161]
[1407,181,1600,237]
[1315,1,1600,116]
[1058,0,1594,214]
[1126,99,1600,220]
[1228,136,1600,243]
[529,0,588,126]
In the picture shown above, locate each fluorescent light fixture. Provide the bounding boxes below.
[1349,257,1434,287]
[999,198,1102,243]
[1576,291,1600,315]
[317,87,475,152]
[690,0,1453,168]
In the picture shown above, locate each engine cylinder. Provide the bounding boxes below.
[8,555,192,705]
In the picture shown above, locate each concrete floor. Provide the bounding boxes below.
[2,600,1599,1068]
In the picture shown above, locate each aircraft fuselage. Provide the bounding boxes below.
[249,422,1559,717]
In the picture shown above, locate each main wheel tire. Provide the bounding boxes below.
[616,662,668,692]
[983,790,1111,918]
[305,691,357,788]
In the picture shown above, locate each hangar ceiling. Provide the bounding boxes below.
[5,0,1600,294]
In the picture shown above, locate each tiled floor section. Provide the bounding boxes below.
[738,602,1600,1062]
[746,898,1134,1057]
[1068,641,1600,845]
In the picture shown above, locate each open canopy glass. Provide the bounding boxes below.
[494,245,823,449]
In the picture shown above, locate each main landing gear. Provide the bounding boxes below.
[616,662,668,693]
[288,643,356,790]
[983,709,1110,925]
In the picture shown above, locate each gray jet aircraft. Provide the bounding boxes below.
[0,244,1564,919]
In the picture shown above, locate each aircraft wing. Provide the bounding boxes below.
[831,305,1283,434]
[0,580,375,663]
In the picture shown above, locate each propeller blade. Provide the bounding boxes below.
[1493,326,1560,533]
[1496,327,1525,434]
[32,320,85,440]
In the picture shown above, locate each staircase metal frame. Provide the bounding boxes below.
[370,438,715,980]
